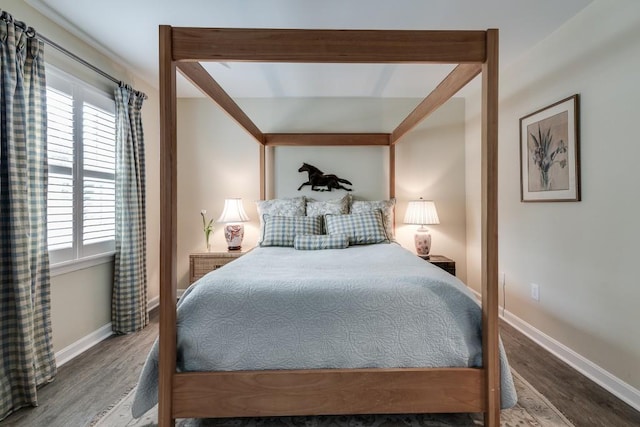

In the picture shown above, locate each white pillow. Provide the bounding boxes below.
[306,194,350,217]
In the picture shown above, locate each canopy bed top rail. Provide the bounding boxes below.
[170,28,488,63]
[264,133,391,146]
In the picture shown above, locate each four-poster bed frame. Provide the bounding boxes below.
[159,26,499,426]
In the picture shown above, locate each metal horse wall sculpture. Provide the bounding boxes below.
[297,163,352,192]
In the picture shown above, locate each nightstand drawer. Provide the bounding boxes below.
[418,254,456,276]
[189,250,250,284]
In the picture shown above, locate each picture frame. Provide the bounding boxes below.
[520,94,580,202]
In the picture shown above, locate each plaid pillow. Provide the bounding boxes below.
[324,211,389,245]
[260,215,323,247]
[351,198,396,240]
[256,197,306,244]
[294,234,349,250]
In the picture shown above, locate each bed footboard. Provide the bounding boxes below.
[172,367,485,419]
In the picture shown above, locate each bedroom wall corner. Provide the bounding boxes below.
[176,98,262,291]
[395,98,467,282]
[465,0,640,395]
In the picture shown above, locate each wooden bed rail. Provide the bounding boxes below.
[172,368,486,418]
[159,25,500,427]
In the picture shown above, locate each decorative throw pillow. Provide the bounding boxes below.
[260,215,323,247]
[350,198,396,240]
[324,211,389,245]
[294,234,349,250]
[256,197,306,243]
[306,194,350,217]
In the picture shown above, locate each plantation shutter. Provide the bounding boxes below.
[46,86,74,261]
[46,68,116,264]
[82,100,116,249]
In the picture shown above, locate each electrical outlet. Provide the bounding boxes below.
[531,283,540,301]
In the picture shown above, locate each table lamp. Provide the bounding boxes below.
[217,198,249,251]
[403,198,440,257]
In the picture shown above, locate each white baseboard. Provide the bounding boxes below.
[502,309,640,412]
[55,323,113,367]
[147,290,185,312]
[468,288,640,412]
[55,293,175,368]
[147,295,159,312]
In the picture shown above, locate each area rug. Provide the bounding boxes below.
[91,370,574,427]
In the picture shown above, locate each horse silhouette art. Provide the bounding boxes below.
[298,163,352,192]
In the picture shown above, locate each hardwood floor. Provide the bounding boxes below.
[3,311,639,426]
[500,321,640,427]
[2,316,158,427]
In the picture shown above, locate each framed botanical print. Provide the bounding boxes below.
[520,94,580,202]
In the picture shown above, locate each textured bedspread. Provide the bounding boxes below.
[132,243,517,417]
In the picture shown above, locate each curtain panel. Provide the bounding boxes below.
[0,17,56,421]
[112,85,148,334]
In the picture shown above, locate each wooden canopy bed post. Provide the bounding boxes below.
[157,26,500,427]
[158,24,177,427]
[481,28,500,426]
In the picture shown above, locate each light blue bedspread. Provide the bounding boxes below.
[132,243,517,417]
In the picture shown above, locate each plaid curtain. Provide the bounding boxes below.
[0,17,56,421]
[112,85,148,334]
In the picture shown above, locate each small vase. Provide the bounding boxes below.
[205,233,211,252]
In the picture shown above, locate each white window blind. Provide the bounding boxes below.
[83,102,116,246]
[46,69,116,265]
[46,87,74,253]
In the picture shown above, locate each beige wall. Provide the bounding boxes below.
[176,97,467,290]
[465,0,640,390]
[396,98,467,282]
[49,264,112,350]
[1,0,161,351]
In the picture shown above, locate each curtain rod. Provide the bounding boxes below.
[39,33,148,99]
[0,9,147,98]
[37,33,120,86]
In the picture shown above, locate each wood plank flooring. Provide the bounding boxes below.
[2,316,157,427]
[3,311,639,426]
[500,321,640,426]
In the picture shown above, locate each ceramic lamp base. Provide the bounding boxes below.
[224,224,244,251]
[414,229,432,257]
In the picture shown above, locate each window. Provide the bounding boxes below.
[46,69,116,266]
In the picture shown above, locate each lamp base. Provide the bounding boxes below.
[224,224,244,251]
[414,229,432,257]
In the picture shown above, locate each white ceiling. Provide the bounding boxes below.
[27,0,593,98]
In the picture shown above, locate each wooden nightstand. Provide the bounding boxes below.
[418,254,456,276]
[189,249,251,284]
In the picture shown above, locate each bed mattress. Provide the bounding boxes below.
[132,243,517,417]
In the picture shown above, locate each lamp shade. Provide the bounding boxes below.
[217,198,249,223]
[403,199,440,226]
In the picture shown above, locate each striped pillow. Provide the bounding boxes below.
[294,234,349,250]
[324,211,389,245]
[260,215,323,247]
